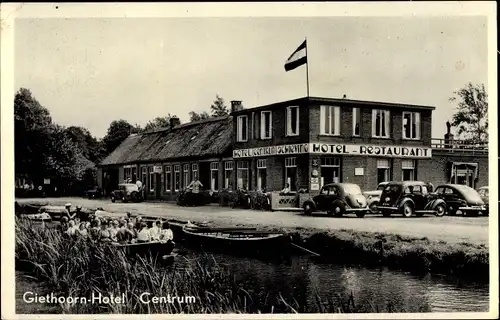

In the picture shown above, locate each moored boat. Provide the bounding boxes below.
[181,224,291,257]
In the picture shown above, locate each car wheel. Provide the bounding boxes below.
[434,204,446,217]
[369,202,379,213]
[356,212,365,218]
[402,203,414,218]
[483,210,489,217]
[303,203,313,216]
[111,196,115,203]
[382,211,391,217]
[332,203,344,217]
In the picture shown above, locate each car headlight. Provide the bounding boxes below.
[385,197,390,202]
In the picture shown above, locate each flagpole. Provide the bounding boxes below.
[305,37,310,97]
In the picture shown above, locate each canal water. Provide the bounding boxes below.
[175,249,489,313]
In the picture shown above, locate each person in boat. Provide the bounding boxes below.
[89,218,101,241]
[76,222,88,239]
[58,216,70,234]
[66,220,77,237]
[134,216,143,232]
[99,219,112,242]
[76,205,90,222]
[161,222,174,241]
[149,220,163,241]
[117,222,135,243]
[136,222,151,243]
[109,220,120,242]
[62,203,76,221]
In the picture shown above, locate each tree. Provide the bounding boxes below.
[142,114,176,132]
[102,120,136,155]
[210,94,229,117]
[14,88,53,183]
[65,126,103,163]
[189,111,210,122]
[449,83,488,143]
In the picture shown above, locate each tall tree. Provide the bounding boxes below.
[189,111,210,122]
[210,94,229,117]
[449,82,488,143]
[14,88,53,182]
[102,120,136,155]
[65,126,103,163]
[142,114,176,132]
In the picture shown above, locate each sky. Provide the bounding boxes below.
[14,16,488,139]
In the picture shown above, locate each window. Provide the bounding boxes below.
[402,111,421,139]
[237,161,249,190]
[164,166,172,192]
[148,167,155,192]
[287,106,299,136]
[224,161,234,190]
[252,112,259,139]
[237,116,248,142]
[124,167,132,182]
[377,159,391,184]
[320,157,340,187]
[192,163,198,179]
[131,167,137,182]
[260,111,272,139]
[353,108,360,136]
[372,109,390,138]
[320,105,341,135]
[285,157,297,191]
[257,159,267,191]
[174,165,180,191]
[210,162,219,191]
[402,160,415,181]
[183,164,190,188]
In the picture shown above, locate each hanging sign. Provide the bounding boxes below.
[43,178,51,185]
[153,166,163,173]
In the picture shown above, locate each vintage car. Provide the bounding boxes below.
[434,184,487,216]
[110,183,143,203]
[376,181,447,217]
[363,182,389,212]
[477,186,489,216]
[302,183,370,218]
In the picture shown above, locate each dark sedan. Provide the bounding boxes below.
[302,183,370,218]
[435,184,487,217]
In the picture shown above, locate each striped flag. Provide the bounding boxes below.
[284,39,307,72]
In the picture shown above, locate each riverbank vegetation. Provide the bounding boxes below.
[287,228,489,282]
[15,219,419,314]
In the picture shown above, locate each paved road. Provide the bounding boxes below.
[16,197,490,245]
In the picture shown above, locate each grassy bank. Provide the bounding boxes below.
[15,219,414,314]
[284,227,489,282]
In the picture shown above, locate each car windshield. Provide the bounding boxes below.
[343,184,362,195]
[377,184,387,191]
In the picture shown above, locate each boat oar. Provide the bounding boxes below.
[291,243,321,257]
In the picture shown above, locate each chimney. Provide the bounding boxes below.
[169,117,181,129]
[230,100,243,113]
[342,94,347,99]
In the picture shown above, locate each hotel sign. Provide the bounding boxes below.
[233,143,432,159]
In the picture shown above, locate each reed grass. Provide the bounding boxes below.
[15,218,411,314]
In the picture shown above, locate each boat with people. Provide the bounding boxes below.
[181,221,291,257]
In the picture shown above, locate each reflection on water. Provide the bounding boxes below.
[179,250,489,313]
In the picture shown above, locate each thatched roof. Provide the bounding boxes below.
[100,116,233,166]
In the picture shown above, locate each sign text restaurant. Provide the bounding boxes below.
[232,143,432,159]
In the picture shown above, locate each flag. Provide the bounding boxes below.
[284,39,307,72]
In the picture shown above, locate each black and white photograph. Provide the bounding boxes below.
[1,2,498,319]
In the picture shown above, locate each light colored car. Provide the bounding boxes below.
[477,186,489,216]
[363,182,389,212]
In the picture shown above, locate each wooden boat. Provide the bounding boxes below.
[181,224,291,257]
[112,240,175,259]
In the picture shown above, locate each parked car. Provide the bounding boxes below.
[377,181,447,217]
[363,182,389,212]
[434,184,487,217]
[86,187,103,199]
[110,184,143,203]
[302,183,370,218]
[477,186,489,216]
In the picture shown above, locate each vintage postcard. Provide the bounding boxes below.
[1,2,498,319]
